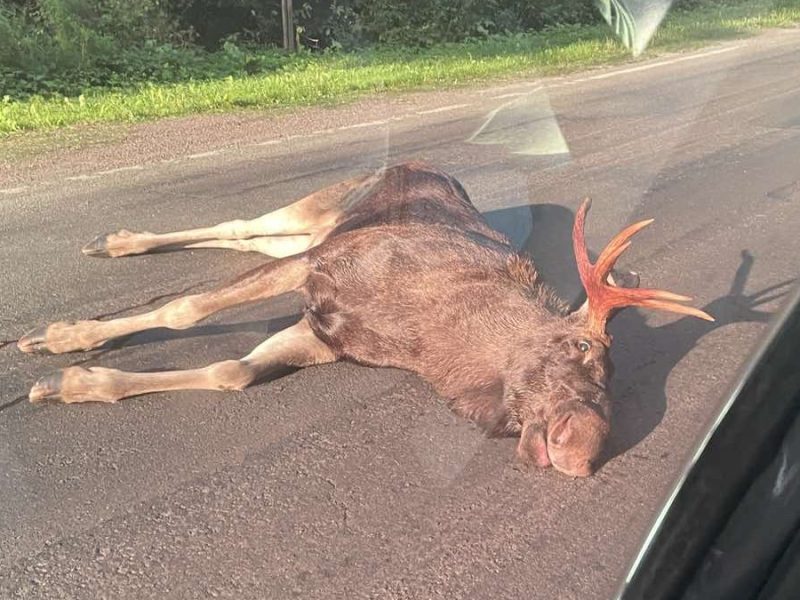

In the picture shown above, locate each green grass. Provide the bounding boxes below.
[1,0,798,137]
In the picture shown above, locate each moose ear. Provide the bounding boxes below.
[568,299,589,320]
[516,421,551,468]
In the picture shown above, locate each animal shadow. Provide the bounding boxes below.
[607,250,794,459]
[485,203,795,461]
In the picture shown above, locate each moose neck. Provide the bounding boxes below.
[419,288,571,437]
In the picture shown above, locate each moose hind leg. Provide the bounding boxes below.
[18,255,310,355]
[83,175,371,258]
[29,318,335,404]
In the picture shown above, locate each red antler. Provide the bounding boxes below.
[572,198,714,337]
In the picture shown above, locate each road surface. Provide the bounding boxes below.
[1,29,800,599]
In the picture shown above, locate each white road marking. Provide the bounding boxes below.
[96,165,144,175]
[336,119,389,130]
[571,45,741,83]
[0,186,28,195]
[492,90,539,99]
[187,150,221,159]
[417,104,471,115]
[489,45,741,99]
[65,174,102,181]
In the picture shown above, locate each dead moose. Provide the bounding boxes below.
[18,161,713,477]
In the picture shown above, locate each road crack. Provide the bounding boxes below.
[0,339,17,351]
[0,395,28,412]
[320,476,351,530]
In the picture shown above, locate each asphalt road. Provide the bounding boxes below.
[2,30,800,599]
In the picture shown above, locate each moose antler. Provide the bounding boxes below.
[573,198,714,337]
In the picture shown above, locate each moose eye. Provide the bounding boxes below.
[577,340,592,353]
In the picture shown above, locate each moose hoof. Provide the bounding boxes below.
[81,234,112,257]
[29,371,64,403]
[28,367,120,404]
[82,230,147,258]
[17,325,51,354]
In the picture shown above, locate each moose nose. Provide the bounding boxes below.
[549,413,574,447]
[546,409,605,477]
[562,461,594,478]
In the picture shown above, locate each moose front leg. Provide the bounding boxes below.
[18,256,310,354]
[28,319,336,404]
[82,176,369,258]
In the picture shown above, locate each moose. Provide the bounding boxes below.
[18,161,712,477]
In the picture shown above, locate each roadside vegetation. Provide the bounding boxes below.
[1,0,799,136]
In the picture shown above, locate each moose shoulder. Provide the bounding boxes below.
[18,161,713,477]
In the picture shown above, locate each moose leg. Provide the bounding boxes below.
[82,176,370,258]
[180,236,317,257]
[28,318,335,404]
[18,256,310,355]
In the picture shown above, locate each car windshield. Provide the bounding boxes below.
[1,1,799,598]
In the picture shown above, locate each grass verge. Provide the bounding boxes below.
[1,0,798,137]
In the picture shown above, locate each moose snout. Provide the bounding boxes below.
[557,460,594,478]
[546,407,609,477]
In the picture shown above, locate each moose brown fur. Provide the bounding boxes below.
[18,161,712,477]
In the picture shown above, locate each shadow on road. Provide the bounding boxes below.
[487,202,795,462]
[606,250,795,460]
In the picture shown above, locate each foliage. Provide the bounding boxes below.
[1,37,292,99]
[311,0,600,47]
[2,0,799,136]
[0,0,187,98]
[0,0,607,101]
[0,0,797,111]
[0,0,297,100]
